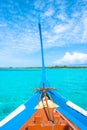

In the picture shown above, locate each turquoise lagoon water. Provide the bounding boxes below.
[0,68,87,120]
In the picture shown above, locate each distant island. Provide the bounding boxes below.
[0,65,87,70]
[49,65,87,68]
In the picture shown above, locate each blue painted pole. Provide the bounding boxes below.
[38,21,46,88]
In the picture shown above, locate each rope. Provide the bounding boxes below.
[43,91,52,121]
[36,87,55,122]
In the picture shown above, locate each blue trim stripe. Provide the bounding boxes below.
[48,90,87,130]
[58,107,87,130]
[0,92,40,130]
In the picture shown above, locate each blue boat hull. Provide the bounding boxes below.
[0,90,87,130]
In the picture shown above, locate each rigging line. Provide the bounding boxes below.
[44,91,52,121]
[40,88,51,121]
[42,97,50,121]
[48,93,55,122]
[42,89,54,122]
[58,111,78,130]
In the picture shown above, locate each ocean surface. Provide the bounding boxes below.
[0,68,87,120]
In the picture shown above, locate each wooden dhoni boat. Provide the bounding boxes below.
[0,21,87,130]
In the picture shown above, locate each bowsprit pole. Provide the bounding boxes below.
[38,18,48,88]
[37,18,56,122]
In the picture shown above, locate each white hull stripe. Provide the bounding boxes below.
[66,101,87,116]
[0,104,26,127]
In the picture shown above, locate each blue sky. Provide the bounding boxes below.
[0,0,87,67]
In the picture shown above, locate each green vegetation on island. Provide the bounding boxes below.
[0,65,87,70]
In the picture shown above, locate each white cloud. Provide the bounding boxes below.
[57,14,67,21]
[54,52,87,65]
[0,23,7,27]
[54,24,69,34]
[34,0,45,10]
[52,9,87,44]
[72,12,81,18]
[81,11,87,43]
[44,8,54,17]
